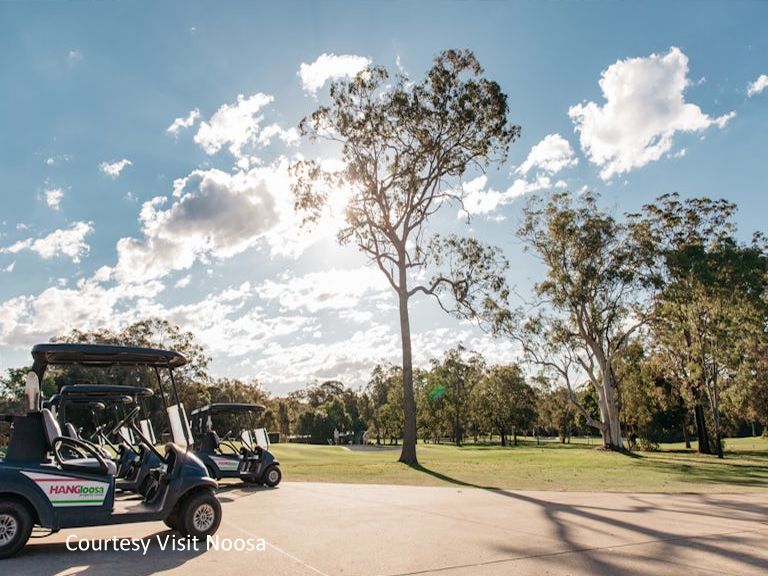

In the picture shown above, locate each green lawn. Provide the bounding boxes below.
[270,436,768,493]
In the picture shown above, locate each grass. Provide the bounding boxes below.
[270,436,768,493]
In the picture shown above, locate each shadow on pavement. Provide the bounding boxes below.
[4,529,207,576]
[409,463,768,575]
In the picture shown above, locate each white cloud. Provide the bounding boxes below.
[2,261,15,273]
[100,158,132,178]
[174,275,192,289]
[517,134,578,175]
[67,49,82,64]
[257,267,391,314]
[0,221,93,263]
[166,108,201,135]
[45,188,64,210]
[0,275,164,349]
[193,93,274,157]
[569,47,735,181]
[256,123,300,147]
[460,174,564,217]
[747,74,768,97]
[298,53,371,96]
[115,164,284,283]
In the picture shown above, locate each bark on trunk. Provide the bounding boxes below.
[694,401,712,454]
[683,420,691,449]
[397,286,418,465]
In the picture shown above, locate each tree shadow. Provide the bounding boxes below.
[408,463,768,575]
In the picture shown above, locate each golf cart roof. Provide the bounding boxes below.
[32,343,187,369]
[190,403,265,416]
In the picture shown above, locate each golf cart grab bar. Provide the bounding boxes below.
[52,435,111,475]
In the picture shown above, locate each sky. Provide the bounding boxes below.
[0,1,766,395]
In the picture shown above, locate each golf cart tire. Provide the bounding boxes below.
[263,465,282,487]
[163,512,178,530]
[178,489,221,540]
[0,499,34,559]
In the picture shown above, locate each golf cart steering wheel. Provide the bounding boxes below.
[220,430,240,454]
[107,406,141,440]
[108,405,166,462]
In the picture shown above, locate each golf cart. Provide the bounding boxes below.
[190,403,281,487]
[46,384,163,495]
[0,343,222,559]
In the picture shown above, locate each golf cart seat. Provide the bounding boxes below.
[200,431,221,453]
[64,422,79,439]
[42,409,117,475]
[63,420,113,460]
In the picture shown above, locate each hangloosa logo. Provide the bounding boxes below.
[49,485,105,496]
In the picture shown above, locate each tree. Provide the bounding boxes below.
[363,364,399,445]
[293,49,517,464]
[506,192,644,450]
[630,194,768,457]
[476,364,537,446]
[536,379,577,443]
[615,341,690,450]
[427,345,484,446]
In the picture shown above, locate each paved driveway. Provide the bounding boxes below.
[5,482,768,575]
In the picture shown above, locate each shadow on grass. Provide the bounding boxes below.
[407,462,498,490]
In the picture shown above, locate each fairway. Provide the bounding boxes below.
[271,437,768,493]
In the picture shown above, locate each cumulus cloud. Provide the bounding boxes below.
[747,74,768,97]
[257,267,391,314]
[115,165,285,283]
[298,53,371,96]
[166,108,201,135]
[460,174,566,217]
[194,93,274,157]
[517,134,578,175]
[0,275,164,348]
[100,158,132,178]
[45,188,64,210]
[0,221,93,263]
[569,47,735,181]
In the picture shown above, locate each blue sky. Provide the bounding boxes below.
[1,1,766,394]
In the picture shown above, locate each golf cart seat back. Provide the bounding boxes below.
[200,431,221,452]
[41,409,117,476]
[64,422,79,440]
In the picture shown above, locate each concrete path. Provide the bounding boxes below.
[5,482,768,575]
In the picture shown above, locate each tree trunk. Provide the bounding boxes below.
[694,401,712,454]
[397,286,418,465]
[683,420,691,449]
[513,427,518,446]
[500,431,506,447]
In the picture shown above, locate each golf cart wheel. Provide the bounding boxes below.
[262,465,282,487]
[0,500,33,559]
[163,512,178,530]
[178,490,221,540]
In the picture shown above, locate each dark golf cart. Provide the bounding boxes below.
[45,384,163,495]
[0,343,222,559]
[190,403,281,487]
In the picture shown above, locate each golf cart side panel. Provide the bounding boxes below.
[0,465,58,529]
